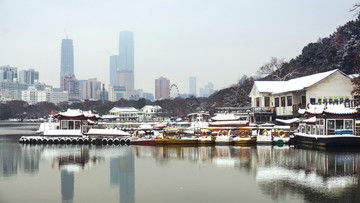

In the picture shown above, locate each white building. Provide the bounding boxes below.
[22,86,68,105]
[140,105,162,121]
[249,69,354,123]
[108,107,139,121]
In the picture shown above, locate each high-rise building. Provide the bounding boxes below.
[19,69,39,85]
[108,85,126,102]
[118,31,134,71]
[109,55,119,85]
[155,77,170,100]
[108,31,134,99]
[60,38,74,77]
[189,76,196,97]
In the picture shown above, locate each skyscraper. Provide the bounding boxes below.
[189,76,196,97]
[60,38,74,77]
[109,31,134,99]
[155,77,170,100]
[19,69,39,85]
[118,31,134,70]
[109,55,119,85]
[60,38,80,100]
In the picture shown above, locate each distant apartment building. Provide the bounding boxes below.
[108,85,126,102]
[199,82,215,97]
[22,86,68,105]
[80,78,101,100]
[189,76,196,97]
[155,77,170,100]
[143,92,154,101]
[109,55,119,85]
[0,65,18,82]
[61,73,80,101]
[19,69,39,85]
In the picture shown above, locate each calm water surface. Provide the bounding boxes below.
[1,121,360,203]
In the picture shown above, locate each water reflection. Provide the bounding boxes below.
[1,143,360,202]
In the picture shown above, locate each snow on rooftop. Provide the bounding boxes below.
[298,104,357,115]
[211,113,241,121]
[58,109,98,118]
[256,69,341,95]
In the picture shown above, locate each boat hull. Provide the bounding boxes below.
[155,138,197,145]
[130,139,156,146]
[295,133,360,146]
[233,137,256,145]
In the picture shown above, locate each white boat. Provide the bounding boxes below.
[214,130,233,145]
[294,103,360,147]
[256,124,274,144]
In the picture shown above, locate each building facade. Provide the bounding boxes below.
[155,77,170,100]
[19,69,39,85]
[108,85,126,102]
[199,82,215,97]
[0,66,17,82]
[61,73,80,101]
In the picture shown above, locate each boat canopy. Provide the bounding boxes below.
[276,118,300,124]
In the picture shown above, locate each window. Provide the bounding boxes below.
[287,96,292,106]
[329,97,333,104]
[75,121,81,129]
[281,97,286,107]
[264,97,270,107]
[61,120,68,130]
[345,120,353,129]
[275,98,279,107]
[317,98,322,104]
[301,96,306,104]
[69,121,74,129]
[327,120,335,135]
[310,98,316,104]
[335,120,344,130]
[256,97,260,107]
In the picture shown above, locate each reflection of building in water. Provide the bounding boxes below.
[110,148,135,203]
[255,146,360,202]
[57,146,90,203]
[61,170,74,203]
[0,144,41,177]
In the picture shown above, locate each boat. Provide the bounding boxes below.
[256,123,274,145]
[272,125,291,145]
[155,130,198,145]
[232,128,256,145]
[294,103,360,147]
[214,129,234,145]
[197,131,215,145]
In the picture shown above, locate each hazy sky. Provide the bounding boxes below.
[0,0,358,95]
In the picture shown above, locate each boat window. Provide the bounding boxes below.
[264,97,270,107]
[307,126,311,134]
[75,121,81,129]
[336,120,344,130]
[310,98,316,104]
[345,120,353,130]
[327,120,335,135]
[69,121,74,129]
[319,126,324,135]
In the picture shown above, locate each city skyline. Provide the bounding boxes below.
[0,0,357,94]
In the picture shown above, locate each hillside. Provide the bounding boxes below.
[207,14,360,108]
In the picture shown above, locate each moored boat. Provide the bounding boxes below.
[294,103,360,147]
[231,128,256,145]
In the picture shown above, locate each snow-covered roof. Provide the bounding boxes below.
[211,113,241,121]
[58,109,99,118]
[58,109,83,117]
[210,120,249,126]
[255,69,345,95]
[110,107,139,112]
[298,104,357,115]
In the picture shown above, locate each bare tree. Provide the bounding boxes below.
[350,3,360,16]
[257,57,297,81]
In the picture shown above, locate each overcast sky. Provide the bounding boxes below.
[0,0,358,95]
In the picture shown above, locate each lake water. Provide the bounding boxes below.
[1,121,360,203]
